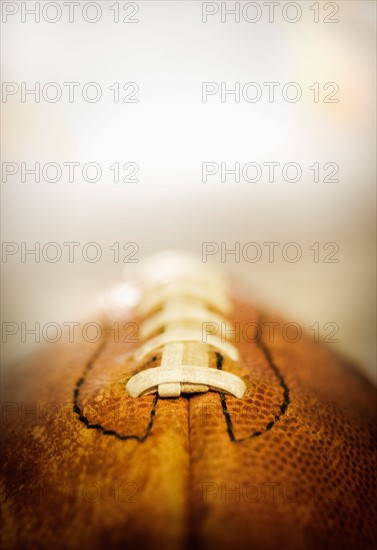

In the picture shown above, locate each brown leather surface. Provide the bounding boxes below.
[1,292,376,550]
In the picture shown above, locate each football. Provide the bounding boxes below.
[2,253,376,550]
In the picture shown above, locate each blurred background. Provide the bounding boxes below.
[1,1,376,379]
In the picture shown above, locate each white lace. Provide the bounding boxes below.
[125,255,246,399]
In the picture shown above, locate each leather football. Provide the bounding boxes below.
[1,253,376,550]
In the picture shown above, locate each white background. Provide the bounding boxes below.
[1,1,376,379]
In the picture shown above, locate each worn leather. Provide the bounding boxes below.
[1,289,376,550]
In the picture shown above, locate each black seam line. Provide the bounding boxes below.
[216,336,291,444]
[73,337,158,443]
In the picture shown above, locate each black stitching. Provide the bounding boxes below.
[73,324,290,445]
[216,333,291,444]
[73,338,158,443]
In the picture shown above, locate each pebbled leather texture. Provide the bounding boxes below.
[1,291,376,550]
